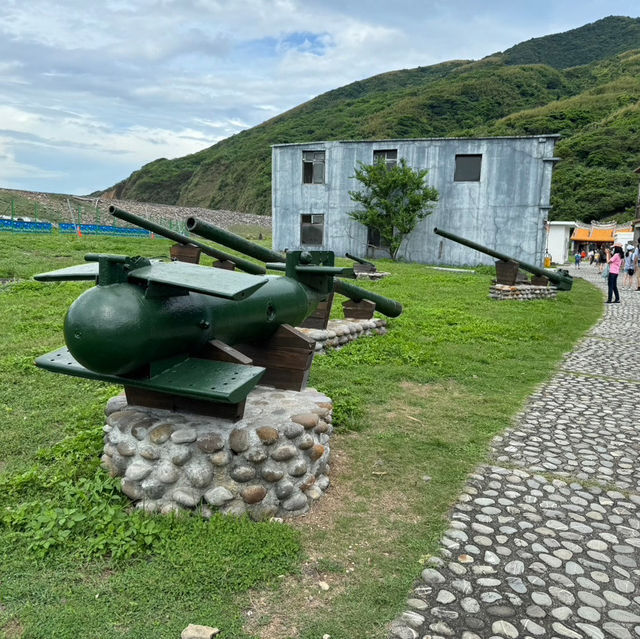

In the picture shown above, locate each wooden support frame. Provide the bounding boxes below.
[235,324,316,391]
[212,259,236,271]
[342,298,376,320]
[124,386,246,420]
[170,243,201,264]
[299,293,333,329]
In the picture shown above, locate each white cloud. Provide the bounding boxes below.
[0,0,639,193]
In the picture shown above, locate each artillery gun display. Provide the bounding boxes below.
[34,208,402,419]
[434,227,573,291]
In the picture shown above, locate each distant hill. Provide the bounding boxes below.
[105,16,640,223]
[502,15,640,69]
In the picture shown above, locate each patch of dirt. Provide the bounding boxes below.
[2,617,24,638]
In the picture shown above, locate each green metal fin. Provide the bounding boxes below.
[128,261,268,300]
[34,263,99,282]
[35,347,265,404]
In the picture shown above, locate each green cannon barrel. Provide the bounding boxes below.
[333,279,403,317]
[345,253,375,268]
[109,206,265,276]
[187,217,285,264]
[433,227,573,291]
[187,217,402,316]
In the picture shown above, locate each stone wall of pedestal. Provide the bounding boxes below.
[298,318,388,354]
[101,386,333,520]
[489,284,558,301]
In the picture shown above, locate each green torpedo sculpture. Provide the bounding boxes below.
[34,208,401,417]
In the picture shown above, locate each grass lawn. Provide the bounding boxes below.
[0,232,602,638]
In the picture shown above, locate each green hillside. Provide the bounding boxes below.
[108,16,640,222]
[502,15,640,69]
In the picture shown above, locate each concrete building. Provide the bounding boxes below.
[272,136,559,266]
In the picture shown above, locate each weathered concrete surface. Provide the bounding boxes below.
[272,137,558,267]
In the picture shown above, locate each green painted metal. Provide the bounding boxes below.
[187,217,285,264]
[109,206,266,275]
[128,261,268,300]
[333,279,403,317]
[35,347,265,404]
[186,219,403,316]
[35,253,317,378]
[34,262,99,282]
[34,214,404,408]
[34,257,268,300]
[345,252,375,268]
[433,227,574,291]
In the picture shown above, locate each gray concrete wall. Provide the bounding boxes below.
[272,136,559,267]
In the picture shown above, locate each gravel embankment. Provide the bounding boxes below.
[0,188,271,231]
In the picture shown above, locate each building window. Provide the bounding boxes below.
[300,214,324,245]
[373,149,397,169]
[367,226,389,249]
[454,154,482,181]
[303,151,325,184]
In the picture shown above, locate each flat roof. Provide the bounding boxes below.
[272,134,562,148]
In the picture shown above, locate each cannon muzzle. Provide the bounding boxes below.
[433,227,573,291]
[187,217,285,264]
[109,206,265,275]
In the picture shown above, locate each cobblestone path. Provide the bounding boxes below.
[390,266,640,639]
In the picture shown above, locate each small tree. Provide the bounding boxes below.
[348,158,439,260]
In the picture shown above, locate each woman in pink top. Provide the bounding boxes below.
[606,245,624,303]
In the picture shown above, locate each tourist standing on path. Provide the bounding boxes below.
[606,245,623,303]
[574,251,582,268]
[623,249,635,289]
[598,247,607,273]
[634,240,640,290]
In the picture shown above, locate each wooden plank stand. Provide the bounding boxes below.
[124,386,245,420]
[170,243,202,264]
[299,293,334,329]
[235,324,316,392]
[342,298,376,320]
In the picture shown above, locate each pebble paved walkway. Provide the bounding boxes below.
[390,266,640,639]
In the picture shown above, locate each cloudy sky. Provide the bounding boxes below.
[1,1,638,195]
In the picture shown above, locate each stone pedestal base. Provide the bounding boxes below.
[102,386,332,520]
[355,271,390,280]
[299,318,387,354]
[489,284,558,301]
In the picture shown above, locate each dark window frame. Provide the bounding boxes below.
[300,213,325,246]
[454,154,482,182]
[302,150,325,184]
[373,149,398,169]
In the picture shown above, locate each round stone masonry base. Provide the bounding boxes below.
[101,386,333,520]
[489,283,558,301]
[299,318,387,354]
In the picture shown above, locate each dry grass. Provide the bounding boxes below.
[1,617,24,639]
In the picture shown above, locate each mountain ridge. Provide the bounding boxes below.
[104,15,640,223]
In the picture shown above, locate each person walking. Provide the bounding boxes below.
[606,244,623,303]
[574,251,582,268]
